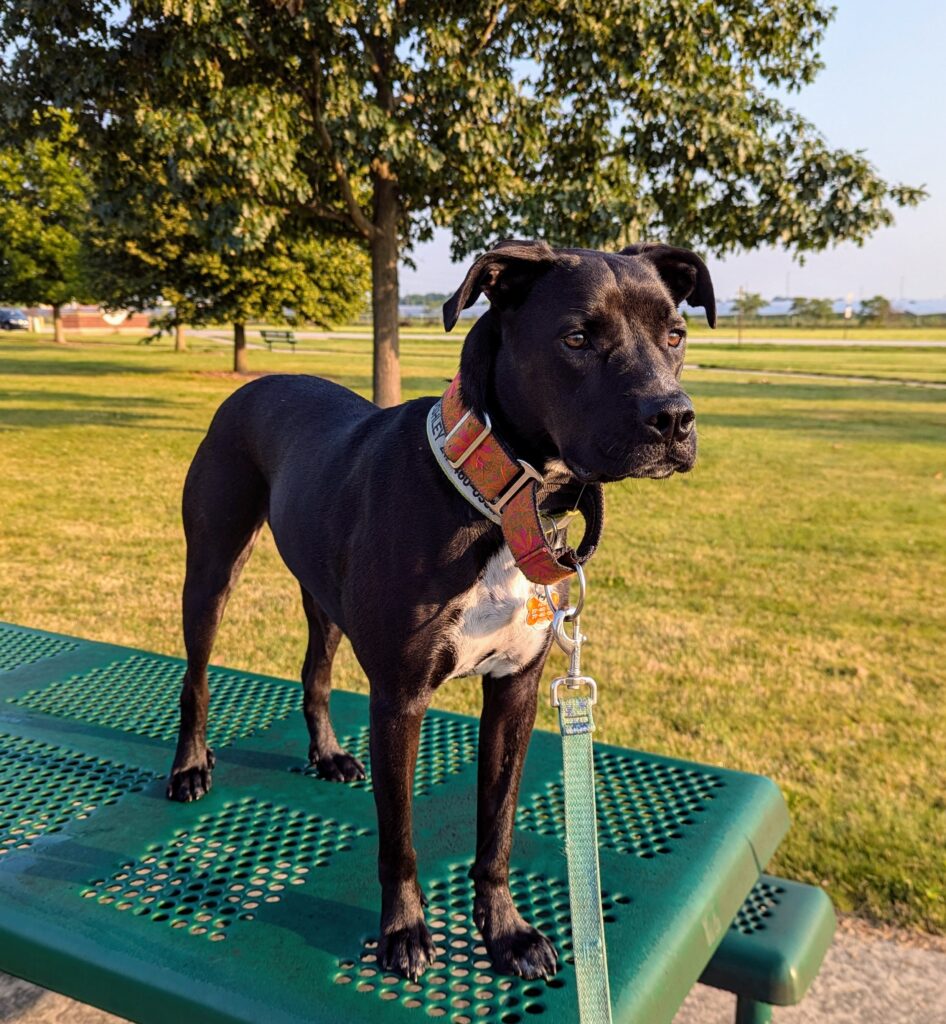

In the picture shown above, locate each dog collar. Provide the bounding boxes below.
[426,374,603,585]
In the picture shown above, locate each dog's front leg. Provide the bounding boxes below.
[472,665,559,979]
[370,690,436,981]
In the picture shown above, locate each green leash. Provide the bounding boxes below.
[548,566,613,1024]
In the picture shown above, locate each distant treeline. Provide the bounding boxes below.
[396,292,946,327]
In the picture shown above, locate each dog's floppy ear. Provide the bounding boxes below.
[620,243,716,328]
[443,239,574,332]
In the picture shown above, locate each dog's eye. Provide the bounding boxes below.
[667,328,686,348]
[562,332,587,349]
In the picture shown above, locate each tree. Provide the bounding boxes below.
[733,292,766,320]
[0,110,91,342]
[791,297,835,325]
[3,2,924,403]
[859,295,894,326]
[85,116,370,372]
[401,293,450,307]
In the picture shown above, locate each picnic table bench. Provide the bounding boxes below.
[260,329,296,351]
[0,622,833,1023]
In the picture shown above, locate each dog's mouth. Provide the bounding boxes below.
[563,445,695,484]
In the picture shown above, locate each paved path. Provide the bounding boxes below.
[674,926,946,1024]
[2,925,944,1023]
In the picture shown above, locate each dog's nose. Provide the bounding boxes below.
[642,394,695,444]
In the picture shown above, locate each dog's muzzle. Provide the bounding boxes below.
[639,393,695,447]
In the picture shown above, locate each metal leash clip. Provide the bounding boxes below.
[546,565,598,707]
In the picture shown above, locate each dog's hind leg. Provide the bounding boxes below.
[167,442,266,802]
[300,587,366,782]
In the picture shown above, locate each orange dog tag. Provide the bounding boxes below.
[526,591,558,628]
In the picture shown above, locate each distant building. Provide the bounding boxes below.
[28,305,152,331]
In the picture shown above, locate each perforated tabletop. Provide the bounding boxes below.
[0,622,789,1024]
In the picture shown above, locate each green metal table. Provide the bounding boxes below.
[0,622,789,1024]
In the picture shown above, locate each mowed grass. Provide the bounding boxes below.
[1,332,944,934]
[686,325,946,342]
[686,342,946,383]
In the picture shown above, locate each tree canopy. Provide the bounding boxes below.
[859,295,894,325]
[88,135,370,371]
[791,297,834,324]
[0,109,91,341]
[2,1,923,399]
[733,291,765,319]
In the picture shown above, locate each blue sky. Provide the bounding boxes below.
[401,1,944,301]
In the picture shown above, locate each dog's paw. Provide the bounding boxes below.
[166,749,215,802]
[310,750,366,783]
[483,923,559,980]
[378,920,437,981]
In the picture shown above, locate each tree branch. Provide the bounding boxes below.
[304,202,353,224]
[356,21,395,114]
[470,2,514,57]
[303,201,364,238]
[309,58,376,240]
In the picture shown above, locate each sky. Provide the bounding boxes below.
[400,1,945,302]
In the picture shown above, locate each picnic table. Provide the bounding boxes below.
[0,622,832,1023]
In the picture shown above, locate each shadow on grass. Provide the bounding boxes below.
[0,388,185,431]
[0,389,168,407]
[683,377,946,445]
[0,354,166,378]
[687,378,946,406]
[697,408,945,444]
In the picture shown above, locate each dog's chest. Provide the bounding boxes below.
[448,546,552,679]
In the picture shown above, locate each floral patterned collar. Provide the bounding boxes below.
[426,374,603,585]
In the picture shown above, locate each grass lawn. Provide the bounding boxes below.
[686,342,946,383]
[1,331,944,935]
[686,325,946,342]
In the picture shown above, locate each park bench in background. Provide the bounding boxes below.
[0,622,834,1023]
[260,328,296,351]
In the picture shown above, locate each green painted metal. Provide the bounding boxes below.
[700,874,836,1007]
[0,622,791,1024]
[735,997,774,1024]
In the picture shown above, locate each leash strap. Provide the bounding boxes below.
[558,694,612,1024]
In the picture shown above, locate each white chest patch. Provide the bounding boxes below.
[448,546,552,679]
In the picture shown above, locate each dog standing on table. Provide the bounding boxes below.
[166,239,715,981]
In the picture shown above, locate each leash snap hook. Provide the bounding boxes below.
[544,562,586,622]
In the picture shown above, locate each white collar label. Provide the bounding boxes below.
[426,400,502,525]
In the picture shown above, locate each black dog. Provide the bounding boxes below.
[167,240,715,981]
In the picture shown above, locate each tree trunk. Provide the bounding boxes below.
[52,304,66,344]
[174,323,186,352]
[234,322,247,374]
[371,180,401,408]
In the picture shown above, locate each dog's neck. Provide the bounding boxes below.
[458,312,558,472]
[426,373,603,585]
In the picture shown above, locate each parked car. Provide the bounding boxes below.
[0,308,29,330]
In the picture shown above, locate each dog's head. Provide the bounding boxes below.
[443,239,715,483]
